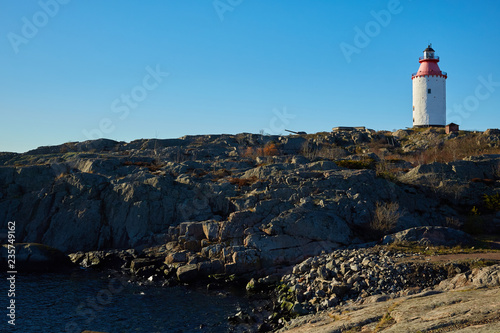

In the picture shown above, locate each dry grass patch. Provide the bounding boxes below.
[228,176,259,188]
[373,313,395,332]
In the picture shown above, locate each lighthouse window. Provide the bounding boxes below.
[428,89,431,94]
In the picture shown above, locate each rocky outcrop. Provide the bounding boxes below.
[0,243,74,272]
[68,249,137,270]
[1,130,498,333]
[436,264,500,291]
[399,154,500,184]
[398,154,500,207]
[1,131,498,275]
[382,226,474,246]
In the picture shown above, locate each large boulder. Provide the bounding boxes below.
[244,233,338,267]
[280,137,307,154]
[382,226,473,246]
[202,221,220,241]
[165,251,189,264]
[176,264,199,282]
[280,211,352,244]
[130,258,164,275]
[179,222,205,240]
[242,164,288,180]
[225,249,261,275]
[197,259,224,276]
[219,210,264,241]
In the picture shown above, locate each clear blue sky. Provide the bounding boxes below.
[1,0,499,153]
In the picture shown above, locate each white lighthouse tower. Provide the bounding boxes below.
[412,44,447,127]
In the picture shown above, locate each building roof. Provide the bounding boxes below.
[414,60,444,77]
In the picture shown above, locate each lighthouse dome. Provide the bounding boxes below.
[424,45,435,52]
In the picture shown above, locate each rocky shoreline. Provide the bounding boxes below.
[52,240,498,332]
[1,128,500,332]
[2,233,498,332]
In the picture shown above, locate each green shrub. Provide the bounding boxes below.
[483,193,500,211]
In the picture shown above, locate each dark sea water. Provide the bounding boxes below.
[2,271,251,333]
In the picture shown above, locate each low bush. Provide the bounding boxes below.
[370,202,402,237]
[242,142,280,158]
[263,143,279,156]
[335,159,375,170]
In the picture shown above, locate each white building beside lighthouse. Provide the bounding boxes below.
[412,44,447,127]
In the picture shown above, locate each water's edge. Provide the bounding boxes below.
[2,270,251,333]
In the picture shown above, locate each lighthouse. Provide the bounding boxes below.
[412,44,447,127]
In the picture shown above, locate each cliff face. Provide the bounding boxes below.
[0,130,499,270]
